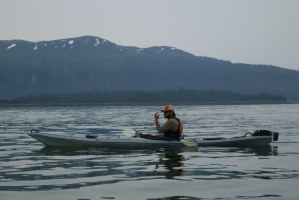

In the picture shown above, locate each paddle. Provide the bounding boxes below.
[121,128,138,136]
[121,128,198,147]
[180,138,199,147]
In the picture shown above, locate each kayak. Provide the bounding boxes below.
[28,131,184,148]
[28,129,279,148]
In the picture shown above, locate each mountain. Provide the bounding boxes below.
[0,35,298,102]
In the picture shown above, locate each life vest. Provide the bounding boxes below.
[164,118,183,139]
[178,118,183,137]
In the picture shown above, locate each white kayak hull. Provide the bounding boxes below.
[28,132,184,148]
[197,136,273,147]
[28,131,276,148]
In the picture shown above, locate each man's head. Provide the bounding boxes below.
[161,105,176,118]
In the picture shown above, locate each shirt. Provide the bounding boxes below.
[160,118,179,134]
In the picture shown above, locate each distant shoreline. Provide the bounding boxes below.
[0,101,291,107]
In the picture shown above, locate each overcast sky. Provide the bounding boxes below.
[1,0,298,70]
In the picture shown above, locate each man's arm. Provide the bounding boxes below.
[154,112,162,133]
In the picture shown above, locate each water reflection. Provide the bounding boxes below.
[198,145,278,157]
[146,194,283,200]
[155,153,185,179]
[147,196,201,200]
[246,145,278,156]
[38,145,198,156]
[39,147,188,179]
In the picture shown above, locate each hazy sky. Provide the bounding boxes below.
[1,0,298,70]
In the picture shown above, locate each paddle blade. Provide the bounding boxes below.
[181,138,198,147]
[121,128,136,136]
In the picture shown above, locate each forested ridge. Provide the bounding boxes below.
[2,89,286,105]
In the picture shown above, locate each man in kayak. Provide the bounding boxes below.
[145,105,183,139]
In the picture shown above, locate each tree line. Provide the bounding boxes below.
[7,89,286,105]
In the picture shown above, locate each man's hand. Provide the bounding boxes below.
[154,112,160,120]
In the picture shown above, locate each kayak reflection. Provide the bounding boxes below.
[37,145,198,156]
[198,145,278,157]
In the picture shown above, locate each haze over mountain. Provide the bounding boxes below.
[0,36,298,102]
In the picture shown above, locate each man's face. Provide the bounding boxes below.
[163,111,172,118]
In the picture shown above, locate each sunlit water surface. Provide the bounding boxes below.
[0,104,298,200]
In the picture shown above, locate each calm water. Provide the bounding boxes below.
[0,104,298,200]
